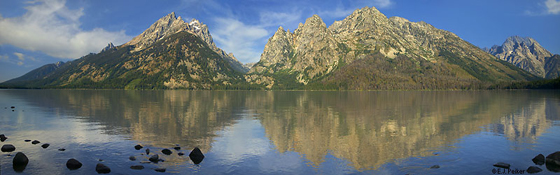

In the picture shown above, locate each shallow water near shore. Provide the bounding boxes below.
[1,89,559,174]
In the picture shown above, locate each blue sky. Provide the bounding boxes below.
[1,0,559,82]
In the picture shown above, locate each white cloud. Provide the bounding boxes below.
[319,7,357,18]
[545,0,560,14]
[212,18,270,63]
[14,52,25,61]
[259,10,302,29]
[374,0,393,8]
[0,0,132,59]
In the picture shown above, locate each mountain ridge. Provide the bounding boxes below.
[1,8,542,90]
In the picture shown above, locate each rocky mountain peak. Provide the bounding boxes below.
[100,42,116,53]
[487,36,554,78]
[125,12,187,51]
[122,13,246,72]
[330,6,389,33]
[294,15,328,35]
[187,18,212,46]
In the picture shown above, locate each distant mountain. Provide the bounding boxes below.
[485,36,558,79]
[100,42,116,53]
[1,61,65,86]
[1,12,246,89]
[247,7,536,89]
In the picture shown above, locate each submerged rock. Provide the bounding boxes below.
[178,152,185,156]
[189,147,205,164]
[533,154,545,165]
[162,149,172,155]
[129,156,136,161]
[1,144,16,152]
[493,162,510,169]
[41,143,50,149]
[430,165,440,169]
[130,165,144,170]
[134,145,143,150]
[31,140,40,144]
[95,163,111,174]
[146,148,150,155]
[527,166,542,174]
[58,148,66,151]
[149,154,159,163]
[174,146,181,150]
[66,159,83,170]
[155,168,166,172]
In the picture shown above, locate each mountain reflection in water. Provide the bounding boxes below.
[0,90,558,174]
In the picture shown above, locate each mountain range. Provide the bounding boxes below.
[2,7,554,90]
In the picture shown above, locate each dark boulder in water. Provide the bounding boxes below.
[178,152,184,156]
[532,154,545,165]
[174,146,181,150]
[189,147,205,164]
[146,148,150,155]
[527,166,542,174]
[130,165,144,170]
[149,154,159,163]
[0,134,7,142]
[162,149,172,155]
[493,162,510,169]
[1,144,16,152]
[58,148,66,151]
[95,163,111,174]
[134,145,143,150]
[31,140,40,144]
[13,152,29,165]
[547,151,560,166]
[129,156,136,161]
[155,168,166,172]
[66,158,83,170]
[41,143,50,149]
[547,152,560,172]
[24,140,31,142]
[430,165,440,169]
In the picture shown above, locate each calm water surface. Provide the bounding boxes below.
[0,90,559,174]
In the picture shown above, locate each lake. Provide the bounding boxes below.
[1,90,559,174]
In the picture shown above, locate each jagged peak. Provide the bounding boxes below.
[100,42,116,53]
[303,14,327,28]
[504,36,537,46]
[349,6,387,19]
[189,19,200,26]
[277,26,285,32]
[125,12,188,50]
